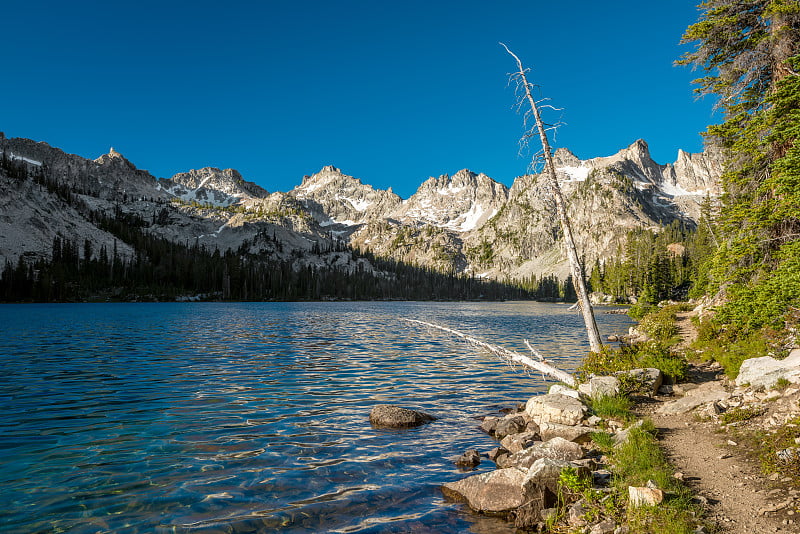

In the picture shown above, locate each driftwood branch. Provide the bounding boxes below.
[524,339,546,362]
[403,318,576,387]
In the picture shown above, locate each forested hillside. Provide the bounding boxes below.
[678,0,800,372]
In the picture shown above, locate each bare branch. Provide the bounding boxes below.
[524,339,547,362]
[404,318,577,386]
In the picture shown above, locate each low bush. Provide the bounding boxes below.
[720,406,764,425]
[577,342,687,384]
[638,305,680,343]
[628,302,656,321]
[692,320,772,379]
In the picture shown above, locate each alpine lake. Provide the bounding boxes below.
[0,301,633,533]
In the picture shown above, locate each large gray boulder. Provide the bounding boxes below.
[539,422,594,444]
[441,467,531,513]
[513,458,577,529]
[523,458,579,494]
[497,437,584,469]
[615,368,663,396]
[578,376,620,398]
[526,394,588,426]
[736,348,800,389]
[368,405,435,428]
[656,382,729,415]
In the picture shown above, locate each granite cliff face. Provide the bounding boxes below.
[0,133,723,284]
[460,139,723,280]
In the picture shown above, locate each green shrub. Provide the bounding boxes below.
[692,320,771,378]
[628,303,656,320]
[577,342,687,383]
[635,342,688,382]
[720,406,764,425]
[590,431,615,450]
[638,305,680,343]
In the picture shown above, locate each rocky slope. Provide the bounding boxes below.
[462,139,723,280]
[0,133,723,285]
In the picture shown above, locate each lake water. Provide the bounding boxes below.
[0,301,632,533]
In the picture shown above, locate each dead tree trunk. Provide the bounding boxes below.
[501,43,603,353]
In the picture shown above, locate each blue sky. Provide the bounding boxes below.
[2,1,717,198]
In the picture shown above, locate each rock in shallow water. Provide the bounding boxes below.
[368,405,435,428]
[441,467,531,513]
[454,449,481,469]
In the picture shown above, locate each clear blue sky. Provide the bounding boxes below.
[2,1,717,198]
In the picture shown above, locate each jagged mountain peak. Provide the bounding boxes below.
[162,166,269,206]
[289,166,402,227]
[418,169,501,193]
[94,147,137,170]
[392,169,508,232]
[171,167,244,188]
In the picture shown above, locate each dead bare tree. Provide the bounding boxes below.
[501,42,603,353]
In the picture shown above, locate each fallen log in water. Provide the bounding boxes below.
[402,318,576,387]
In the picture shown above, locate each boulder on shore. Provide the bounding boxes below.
[494,414,528,439]
[500,431,539,453]
[539,422,594,444]
[443,462,564,523]
[615,368,663,396]
[735,348,800,389]
[441,467,532,513]
[497,436,584,469]
[525,394,588,426]
[578,376,620,398]
[368,405,435,428]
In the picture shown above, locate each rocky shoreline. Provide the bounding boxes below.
[370,368,667,533]
[442,371,663,533]
[368,297,800,534]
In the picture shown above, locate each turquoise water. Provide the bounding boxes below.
[0,301,631,533]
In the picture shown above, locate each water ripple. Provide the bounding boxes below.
[0,301,631,533]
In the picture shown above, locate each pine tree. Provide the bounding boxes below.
[680,0,800,332]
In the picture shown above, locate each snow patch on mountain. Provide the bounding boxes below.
[1,151,42,166]
[558,165,589,182]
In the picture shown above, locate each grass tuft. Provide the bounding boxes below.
[589,394,635,423]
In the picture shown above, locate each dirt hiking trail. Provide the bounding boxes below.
[642,311,798,533]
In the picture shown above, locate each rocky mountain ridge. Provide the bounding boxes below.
[0,133,723,287]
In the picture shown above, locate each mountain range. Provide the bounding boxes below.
[0,133,722,285]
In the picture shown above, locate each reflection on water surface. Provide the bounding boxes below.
[0,301,631,533]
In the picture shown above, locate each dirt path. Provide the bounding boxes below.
[644,312,795,533]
